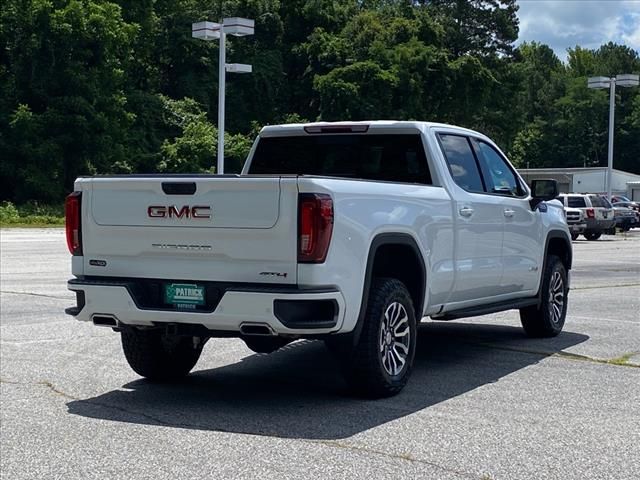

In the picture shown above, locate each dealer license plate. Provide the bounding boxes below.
[165,283,205,309]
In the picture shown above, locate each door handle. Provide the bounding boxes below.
[504,208,515,218]
[459,206,474,217]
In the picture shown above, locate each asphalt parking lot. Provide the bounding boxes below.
[1,228,639,480]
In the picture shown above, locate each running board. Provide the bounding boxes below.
[432,298,538,321]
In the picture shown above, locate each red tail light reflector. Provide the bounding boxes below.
[298,193,333,263]
[65,192,82,255]
[586,208,595,219]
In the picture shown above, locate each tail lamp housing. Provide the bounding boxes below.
[298,193,333,263]
[65,192,82,255]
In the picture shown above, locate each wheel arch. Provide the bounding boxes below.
[545,230,572,270]
[351,233,427,345]
[537,230,572,302]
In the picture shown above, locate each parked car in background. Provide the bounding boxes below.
[612,201,640,222]
[564,207,587,240]
[611,195,637,205]
[557,193,615,240]
[613,205,638,231]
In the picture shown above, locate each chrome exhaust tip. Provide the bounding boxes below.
[239,322,276,336]
[92,315,119,328]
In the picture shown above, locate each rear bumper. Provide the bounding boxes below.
[567,222,586,234]
[615,216,638,228]
[67,278,346,335]
[585,218,616,231]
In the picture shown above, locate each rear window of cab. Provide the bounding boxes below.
[249,134,432,184]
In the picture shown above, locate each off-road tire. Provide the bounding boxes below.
[121,328,203,381]
[520,255,568,338]
[342,278,417,398]
[584,232,601,241]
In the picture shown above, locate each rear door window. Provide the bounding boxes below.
[588,195,611,208]
[438,134,485,193]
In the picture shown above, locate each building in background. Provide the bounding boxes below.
[518,167,640,200]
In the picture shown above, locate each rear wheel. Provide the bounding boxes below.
[121,328,203,381]
[584,232,601,241]
[520,255,568,338]
[340,278,417,398]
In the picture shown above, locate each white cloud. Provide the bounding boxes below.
[621,11,640,46]
[516,0,640,61]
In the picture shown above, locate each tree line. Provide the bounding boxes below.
[1,0,639,203]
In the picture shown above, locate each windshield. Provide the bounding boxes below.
[566,196,586,208]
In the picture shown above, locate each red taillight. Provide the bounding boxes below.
[298,193,333,263]
[586,208,595,219]
[65,192,82,255]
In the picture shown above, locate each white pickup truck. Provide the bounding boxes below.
[65,121,572,397]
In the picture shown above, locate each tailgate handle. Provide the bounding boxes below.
[162,182,196,195]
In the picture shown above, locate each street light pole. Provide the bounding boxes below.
[606,78,615,202]
[192,18,255,174]
[588,74,639,201]
[217,27,226,174]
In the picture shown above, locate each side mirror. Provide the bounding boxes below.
[530,179,558,209]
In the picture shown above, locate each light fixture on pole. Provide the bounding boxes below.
[192,17,255,174]
[587,73,639,201]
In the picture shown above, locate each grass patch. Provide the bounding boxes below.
[0,201,64,227]
[607,352,638,367]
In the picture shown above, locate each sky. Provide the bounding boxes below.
[516,0,640,62]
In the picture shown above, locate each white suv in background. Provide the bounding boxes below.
[558,194,615,240]
[564,207,587,241]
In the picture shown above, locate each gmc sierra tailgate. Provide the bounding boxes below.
[78,176,298,284]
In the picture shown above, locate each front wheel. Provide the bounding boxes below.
[340,278,417,398]
[583,232,601,241]
[570,232,579,241]
[121,328,203,381]
[520,255,568,338]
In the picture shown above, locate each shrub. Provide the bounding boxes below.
[0,201,64,226]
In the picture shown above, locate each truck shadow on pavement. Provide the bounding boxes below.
[67,321,588,440]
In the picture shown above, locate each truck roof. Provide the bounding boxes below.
[259,120,484,138]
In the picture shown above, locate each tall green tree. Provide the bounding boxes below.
[423,0,519,57]
[1,0,137,202]
[2,0,640,204]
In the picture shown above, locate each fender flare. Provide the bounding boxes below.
[350,233,427,346]
[537,229,572,302]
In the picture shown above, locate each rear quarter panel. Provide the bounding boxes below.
[297,177,454,332]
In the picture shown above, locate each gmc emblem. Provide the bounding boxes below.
[148,205,211,219]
